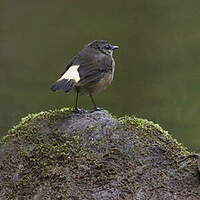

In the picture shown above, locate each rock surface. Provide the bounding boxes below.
[0,108,199,200]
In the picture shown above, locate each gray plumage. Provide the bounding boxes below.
[51,40,119,111]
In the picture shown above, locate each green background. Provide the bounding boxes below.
[1,0,200,151]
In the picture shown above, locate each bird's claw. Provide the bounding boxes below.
[73,108,88,114]
[90,107,103,112]
[73,108,82,113]
[95,107,103,111]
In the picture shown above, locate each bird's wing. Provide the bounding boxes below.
[77,55,113,86]
[59,55,77,79]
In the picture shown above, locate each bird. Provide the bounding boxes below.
[50,40,119,112]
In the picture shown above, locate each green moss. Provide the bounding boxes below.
[1,108,190,162]
[0,134,12,145]
[20,135,85,168]
[9,107,72,134]
[1,108,189,157]
[118,115,189,156]
[0,107,73,145]
[119,115,166,132]
[0,107,198,199]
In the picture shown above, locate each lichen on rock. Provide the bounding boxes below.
[0,108,199,200]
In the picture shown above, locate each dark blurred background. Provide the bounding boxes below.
[0,0,200,151]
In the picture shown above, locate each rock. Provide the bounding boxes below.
[0,108,199,200]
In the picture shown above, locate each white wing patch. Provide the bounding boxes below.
[59,65,80,82]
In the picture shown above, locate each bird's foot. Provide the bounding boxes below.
[90,107,103,112]
[73,107,82,113]
[95,107,103,111]
[73,108,88,114]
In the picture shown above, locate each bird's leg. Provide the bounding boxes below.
[74,90,80,113]
[89,93,102,111]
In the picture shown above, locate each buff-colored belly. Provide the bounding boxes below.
[77,72,114,95]
[93,72,113,92]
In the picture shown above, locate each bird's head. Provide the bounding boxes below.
[87,40,119,56]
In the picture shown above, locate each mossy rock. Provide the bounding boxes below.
[0,108,199,199]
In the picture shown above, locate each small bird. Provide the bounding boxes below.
[51,40,119,112]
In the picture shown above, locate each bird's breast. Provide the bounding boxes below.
[90,71,114,94]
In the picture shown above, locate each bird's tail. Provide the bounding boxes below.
[50,79,76,93]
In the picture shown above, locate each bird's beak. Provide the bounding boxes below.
[111,45,119,50]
